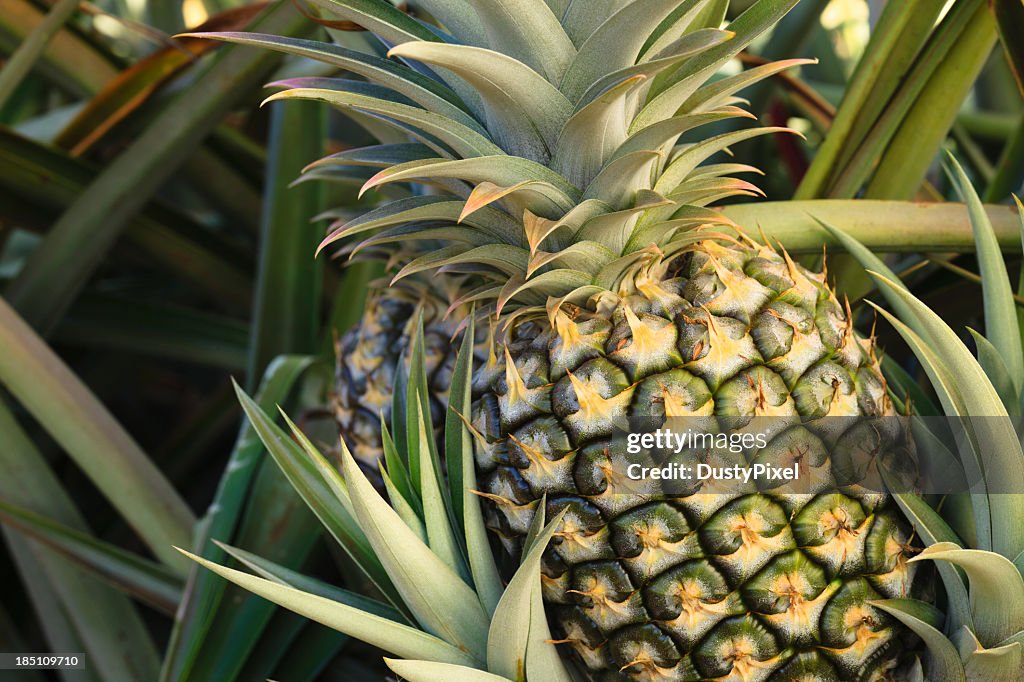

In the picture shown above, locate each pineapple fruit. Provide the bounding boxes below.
[206,0,926,678]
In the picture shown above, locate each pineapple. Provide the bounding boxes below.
[334,275,463,469]
[202,0,924,678]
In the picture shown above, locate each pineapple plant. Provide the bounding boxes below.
[187,0,955,678]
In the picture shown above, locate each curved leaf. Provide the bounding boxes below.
[871,599,965,682]
[179,549,475,666]
[912,543,1024,646]
[384,659,512,682]
[465,0,575,83]
[389,42,572,155]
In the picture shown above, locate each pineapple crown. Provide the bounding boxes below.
[195,0,806,323]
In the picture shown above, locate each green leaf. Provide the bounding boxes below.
[339,439,490,661]
[447,316,504,615]
[267,87,500,160]
[632,0,800,131]
[967,329,1018,414]
[0,498,182,614]
[55,294,249,371]
[850,1,998,199]
[409,0,487,46]
[889,492,973,635]
[6,3,309,334]
[653,127,791,196]
[179,548,477,667]
[991,0,1024,96]
[558,0,694,103]
[870,599,965,682]
[362,157,580,204]
[388,41,572,157]
[870,275,1024,559]
[0,0,116,97]
[945,153,1024,392]
[0,403,159,681]
[553,75,652,188]
[795,0,948,199]
[385,659,513,682]
[0,127,252,308]
[187,32,476,128]
[246,99,326,382]
[464,0,575,83]
[487,510,571,682]
[215,541,406,623]
[0,298,193,571]
[161,357,315,682]
[912,542,1024,646]
[0,0,80,108]
[962,637,1023,681]
[307,0,440,44]
[231,382,398,605]
[720,199,1023,253]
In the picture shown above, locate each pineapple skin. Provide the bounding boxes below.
[334,283,459,471]
[468,243,920,681]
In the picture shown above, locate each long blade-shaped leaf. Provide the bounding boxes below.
[945,153,1024,389]
[0,498,182,614]
[487,510,571,681]
[721,200,1022,252]
[0,0,80,107]
[5,2,309,334]
[0,298,193,570]
[0,402,159,681]
[911,542,1024,646]
[871,599,966,682]
[179,549,476,666]
[385,659,513,682]
[339,440,490,661]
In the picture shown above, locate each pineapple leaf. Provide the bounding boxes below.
[554,75,652,188]
[945,153,1024,393]
[385,659,513,682]
[306,0,441,44]
[233,383,399,606]
[465,0,575,83]
[561,0,631,45]
[184,33,474,127]
[611,108,755,163]
[681,58,814,114]
[362,157,580,204]
[966,329,1019,415]
[381,467,429,542]
[409,0,488,46]
[559,0,696,104]
[388,41,573,154]
[214,541,407,623]
[310,143,437,170]
[178,548,477,667]
[381,418,421,514]
[576,28,735,111]
[632,0,800,130]
[870,275,1024,559]
[0,497,182,615]
[866,302,992,551]
[394,245,531,283]
[487,510,571,682]
[870,599,965,682]
[962,639,1023,681]
[583,149,661,209]
[653,127,794,196]
[446,315,504,615]
[0,299,193,571]
[911,543,1024,646]
[264,88,500,159]
[640,0,727,61]
[338,438,490,659]
[889,492,973,636]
